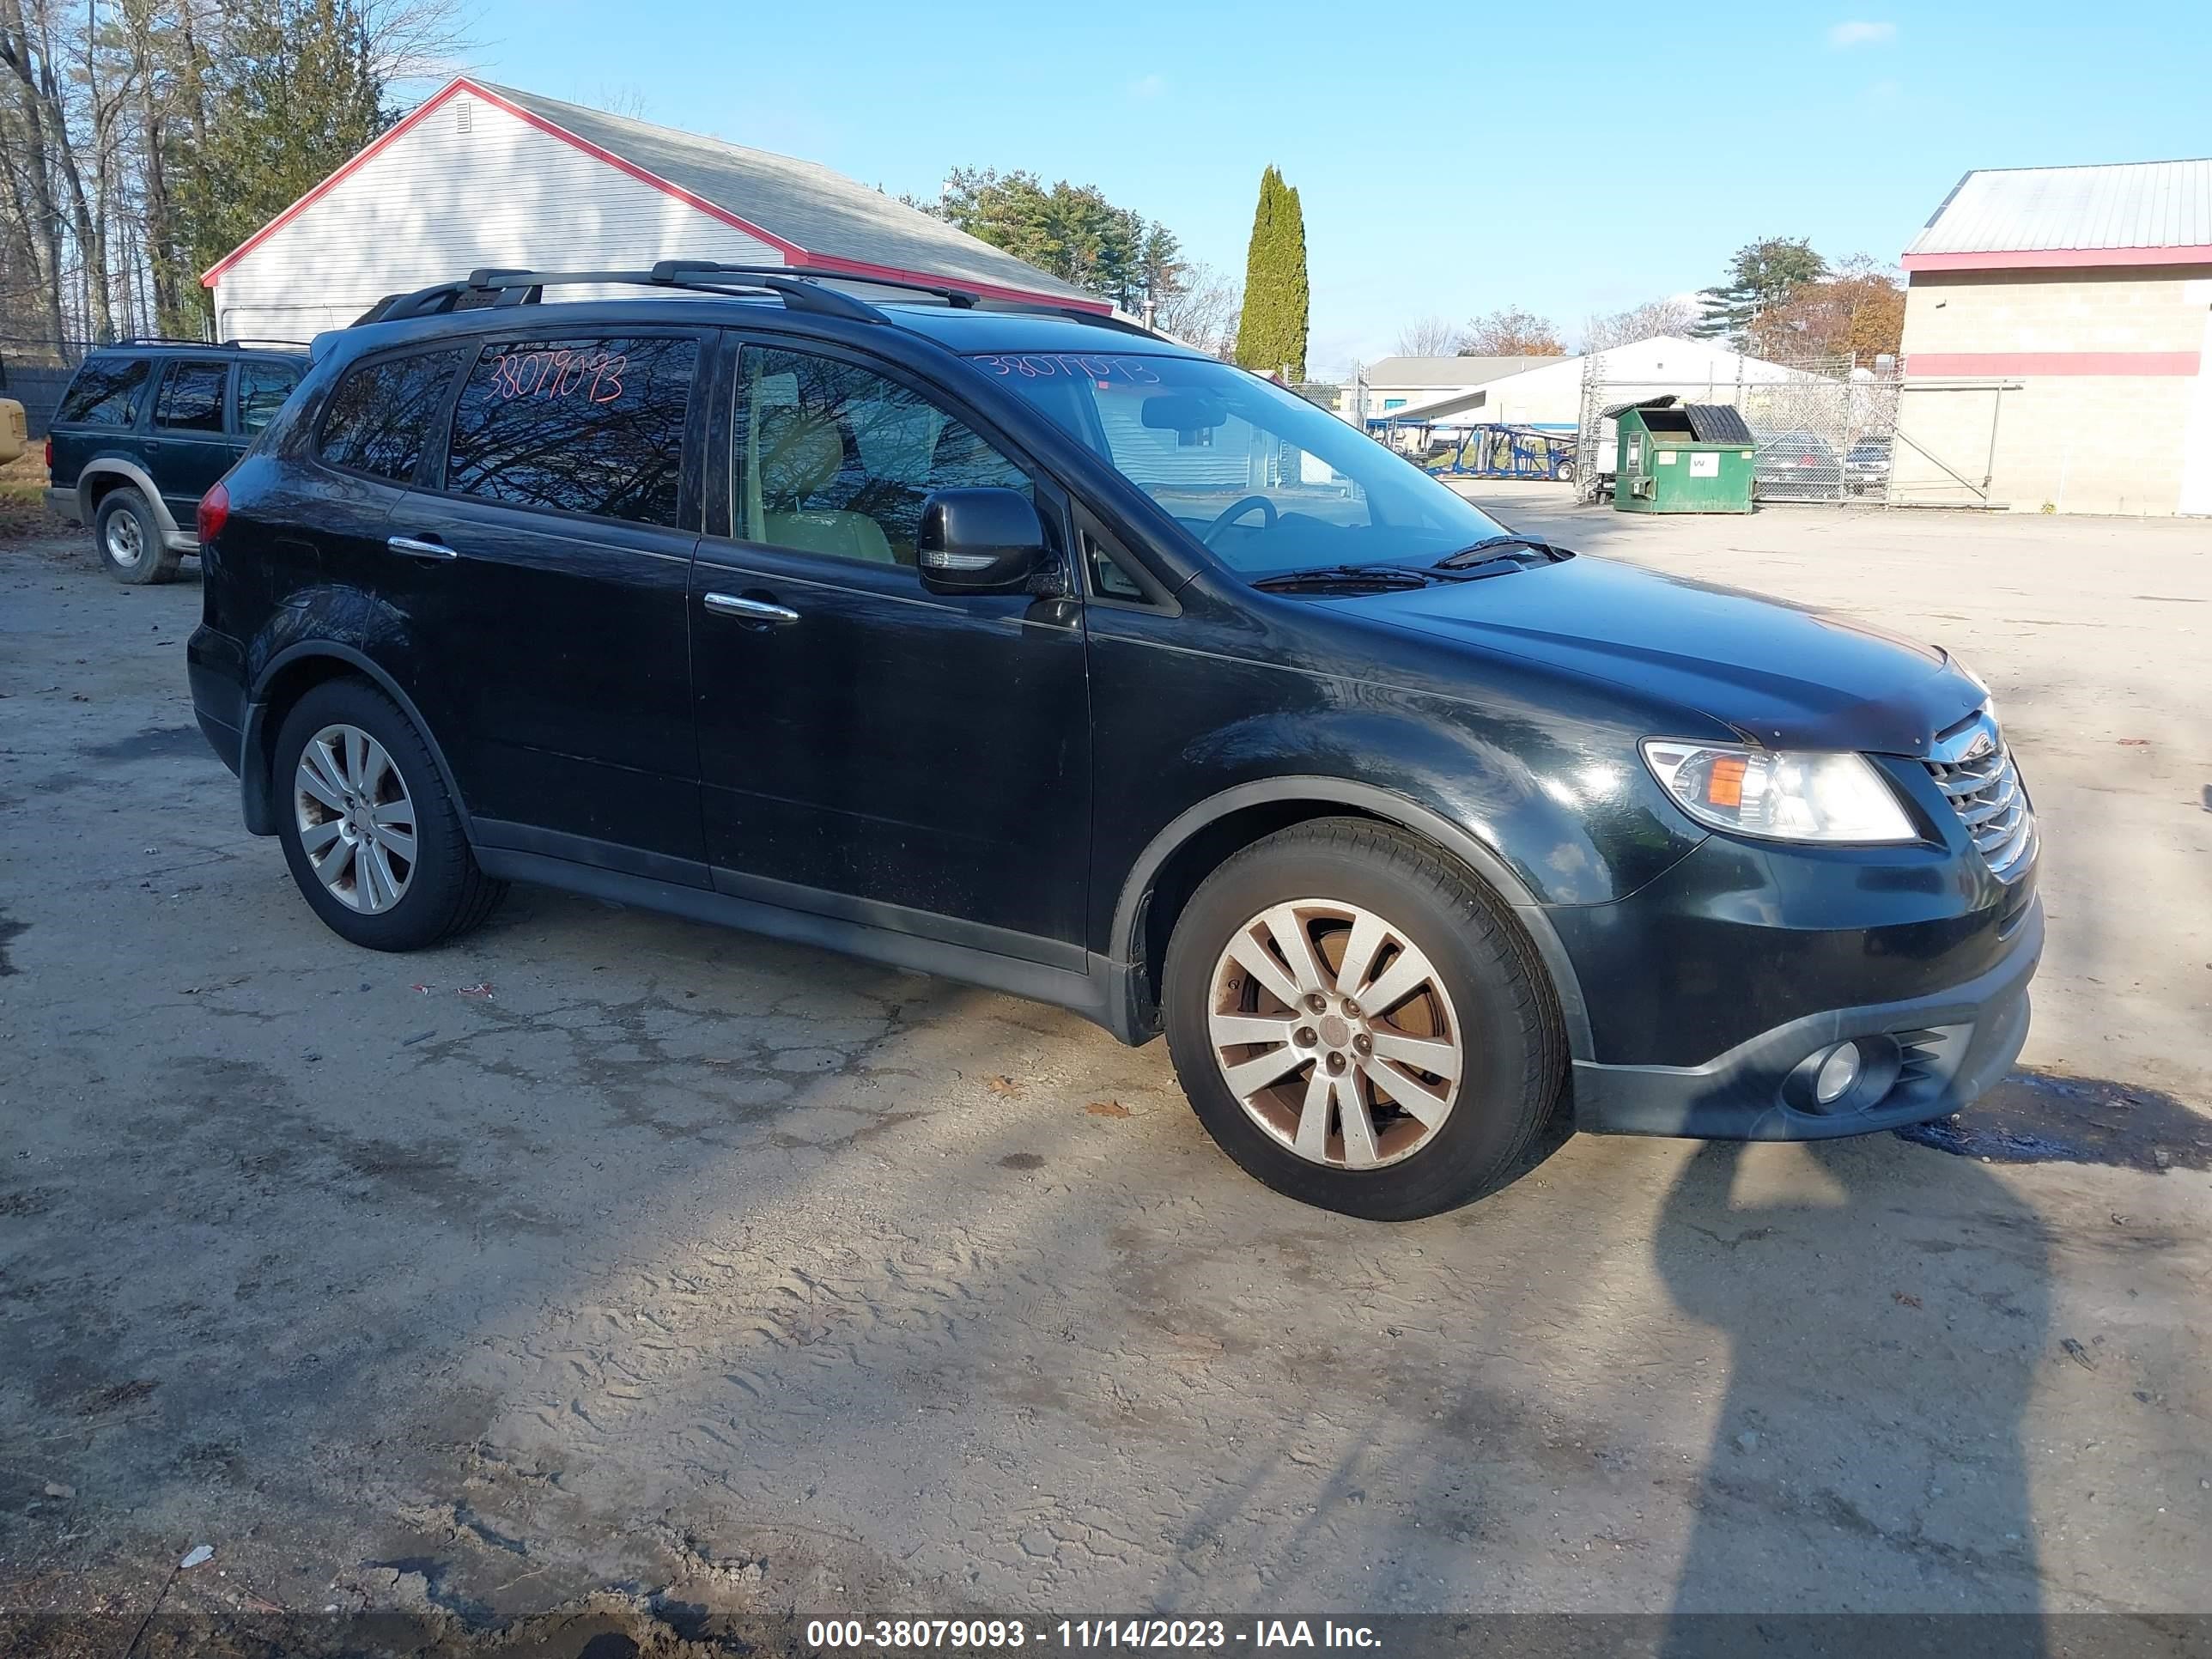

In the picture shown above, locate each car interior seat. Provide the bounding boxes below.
[755,407,896,565]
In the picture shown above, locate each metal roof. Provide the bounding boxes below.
[1363,354,1559,387]
[477,83,1101,307]
[1905,158,2212,261]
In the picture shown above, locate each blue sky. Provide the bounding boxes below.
[442,0,2212,375]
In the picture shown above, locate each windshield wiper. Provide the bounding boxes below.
[1432,534,1568,571]
[1250,564,1434,594]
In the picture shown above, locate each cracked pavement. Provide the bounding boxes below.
[0,502,2207,1644]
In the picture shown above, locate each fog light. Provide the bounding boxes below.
[1814,1042,1863,1106]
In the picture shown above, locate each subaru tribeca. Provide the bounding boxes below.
[185,264,2040,1219]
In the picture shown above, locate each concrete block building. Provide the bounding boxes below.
[1896,159,2212,514]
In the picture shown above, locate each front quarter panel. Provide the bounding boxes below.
[1085,580,1711,953]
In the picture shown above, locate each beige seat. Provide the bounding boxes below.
[754,408,895,564]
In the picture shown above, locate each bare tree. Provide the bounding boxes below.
[1153,259,1239,357]
[1393,313,1455,356]
[1457,307,1565,356]
[1580,295,1700,351]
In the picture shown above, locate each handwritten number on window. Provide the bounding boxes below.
[490,349,628,404]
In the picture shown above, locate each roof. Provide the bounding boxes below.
[204,78,1107,312]
[1363,355,1559,387]
[1903,158,2212,271]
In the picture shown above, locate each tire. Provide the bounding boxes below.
[272,678,506,951]
[1162,818,1564,1220]
[94,488,180,585]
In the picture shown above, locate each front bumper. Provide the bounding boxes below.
[1572,895,2040,1139]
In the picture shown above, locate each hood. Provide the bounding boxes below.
[1354,553,1984,756]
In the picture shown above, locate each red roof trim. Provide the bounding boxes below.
[1903,245,2212,272]
[203,76,1110,315]
[1905,349,2201,378]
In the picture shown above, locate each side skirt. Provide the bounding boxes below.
[471,845,1130,1040]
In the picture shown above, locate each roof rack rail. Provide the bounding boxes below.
[354,263,984,328]
[107,335,218,349]
[221,336,312,350]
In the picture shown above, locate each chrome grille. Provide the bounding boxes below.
[1925,745,2034,882]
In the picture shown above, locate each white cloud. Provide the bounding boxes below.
[1127,73,1168,100]
[1827,19,1897,47]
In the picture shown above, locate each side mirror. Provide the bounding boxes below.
[916,487,1048,595]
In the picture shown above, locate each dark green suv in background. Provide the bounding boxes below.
[45,340,307,584]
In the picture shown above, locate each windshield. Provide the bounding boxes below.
[970,351,1508,577]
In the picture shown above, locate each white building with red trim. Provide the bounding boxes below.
[201,78,1105,342]
[1895,158,2212,514]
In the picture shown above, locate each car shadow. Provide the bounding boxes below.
[1654,1137,2051,1636]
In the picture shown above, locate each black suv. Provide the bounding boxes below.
[186,264,2040,1219]
[46,339,307,584]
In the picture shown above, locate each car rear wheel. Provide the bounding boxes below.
[1163,819,1564,1220]
[94,488,179,585]
[273,678,506,951]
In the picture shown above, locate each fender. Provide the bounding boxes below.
[74,457,193,549]
[240,641,475,840]
[1108,775,1595,1063]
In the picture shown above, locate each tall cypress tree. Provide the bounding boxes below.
[1234,166,1309,380]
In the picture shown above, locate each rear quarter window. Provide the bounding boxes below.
[57,357,151,427]
[318,349,467,482]
[444,335,699,528]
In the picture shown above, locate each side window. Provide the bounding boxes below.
[735,347,1030,568]
[153,361,229,433]
[236,361,301,435]
[56,357,150,427]
[445,335,698,528]
[318,349,465,483]
[1083,532,1149,603]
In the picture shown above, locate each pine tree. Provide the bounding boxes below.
[176,0,390,303]
[1690,236,1826,349]
[1233,166,1309,380]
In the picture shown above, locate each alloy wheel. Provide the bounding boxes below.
[1207,898,1463,1170]
[105,510,143,567]
[294,723,417,914]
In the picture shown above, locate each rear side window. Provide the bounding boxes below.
[444,335,698,528]
[154,361,229,432]
[237,361,301,434]
[318,349,465,482]
[57,357,150,427]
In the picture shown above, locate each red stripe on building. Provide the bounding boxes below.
[1902,246,2212,272]
[203,77,1110,315]
[1905,350,2202,378]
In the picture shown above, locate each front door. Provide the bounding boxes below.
[148,358,235,525]
[691,340,1090,957]
[385,328,708,875]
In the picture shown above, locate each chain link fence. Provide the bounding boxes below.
[1577,350,1902,506]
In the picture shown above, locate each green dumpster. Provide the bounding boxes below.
[1611,397,1757,514]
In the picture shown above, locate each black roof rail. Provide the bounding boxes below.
[106,335,218,349]
[221,336,311,350]
[974,301,1164,340]
[353,264,940,327]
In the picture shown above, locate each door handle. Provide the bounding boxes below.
[703,592,799,626]
[387,534,457,561]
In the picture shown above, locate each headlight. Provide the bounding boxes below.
[1639,739,1916,843]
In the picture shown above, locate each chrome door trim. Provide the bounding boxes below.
[702,592,800,625]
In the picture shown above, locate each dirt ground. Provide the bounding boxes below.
[1,495,2207,1651]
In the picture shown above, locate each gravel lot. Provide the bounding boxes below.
[1,497,2207,1649]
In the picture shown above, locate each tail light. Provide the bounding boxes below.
[197,480,229,544]
[44,435,52,471]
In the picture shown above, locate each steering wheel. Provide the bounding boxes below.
[1201,494,1278,545]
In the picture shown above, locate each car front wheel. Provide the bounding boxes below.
[1163,819,1564,1220]
[273,678,506,951]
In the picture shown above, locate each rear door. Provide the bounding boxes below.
[147,357,235,524]
[385,328,708,877]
